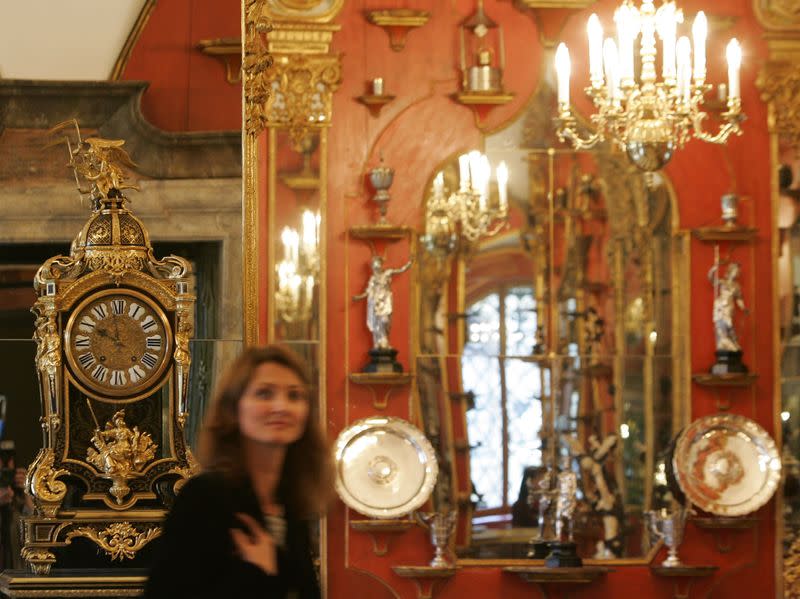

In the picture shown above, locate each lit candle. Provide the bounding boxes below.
[458,154,470,191]
[433,171,445,195]
[496,161,508,211]
[615,3,637,86]
[305,275,314,301]
[555,42,571,107]
[479,154,491,200]
[603,38,620,101]
[587,15,604,87]
[290,274,301,303]
[281,227,293,262]
[301,210,317,258]
[692,11,707,84]
[656,1,677,82]
[372,77,384,96]
[726,38,741,101]
[468,150,482,192]
[289,229,299,264]
[676,36,692,103]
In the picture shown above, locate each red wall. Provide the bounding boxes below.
[122,0,241,132]
[327,1,776,597]
[125,0,779,596]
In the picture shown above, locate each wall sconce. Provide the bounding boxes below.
[459,0,507,94]
[422,151,509,256]
[276,209,320,324]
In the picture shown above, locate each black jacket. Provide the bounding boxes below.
[144,471,320,599]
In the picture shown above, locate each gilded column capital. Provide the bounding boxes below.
[754,0,800,33]
[757,59,800,150]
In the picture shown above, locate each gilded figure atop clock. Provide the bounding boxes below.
[65,289,172,399]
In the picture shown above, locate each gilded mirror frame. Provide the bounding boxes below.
[757,13,800,595]
[414,119,690,568]
[242,0,339,591]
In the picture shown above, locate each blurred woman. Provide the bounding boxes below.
[145,345,333,598]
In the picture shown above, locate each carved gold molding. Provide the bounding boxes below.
[754,0,800,33]
[757,59,800,150]
[66,522,162,561]
[244,0,274,138]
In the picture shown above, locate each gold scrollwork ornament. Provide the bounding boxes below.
[757,61,800,152]
[244,0,274,137]
[20,547,57,576]
[26,449,68,518]
[66,523,162,561]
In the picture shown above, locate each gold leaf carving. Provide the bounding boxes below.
[755,0,800,30]
[757,60,800,151]
[28,449,68,508]
[87,410,158,504]
[67,523,162,561]
[21,547,56,575]
[244,0,274,137]
[170,447,200,494]
[85,250,149,280]
[266,53,341,147]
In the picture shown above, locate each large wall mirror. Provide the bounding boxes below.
[770,63,800,597]
[415,86,690,562]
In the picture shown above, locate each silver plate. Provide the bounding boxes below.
[672,414,781,516]
[334,416,438,519]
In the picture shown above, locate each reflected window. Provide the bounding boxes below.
[463,286,542,512]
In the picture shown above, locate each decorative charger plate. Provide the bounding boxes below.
[672,414,781,516]
[334,416,438,519]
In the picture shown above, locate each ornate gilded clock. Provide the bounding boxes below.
[21,126,198,576]
[64,289,172,398]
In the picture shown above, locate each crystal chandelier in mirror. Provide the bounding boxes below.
[423,150,509,255]
[276,209,320,323]
[554,0,744,172]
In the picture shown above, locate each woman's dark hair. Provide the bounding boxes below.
[198,344,333,517]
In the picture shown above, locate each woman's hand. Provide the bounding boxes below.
[230,513,278,575]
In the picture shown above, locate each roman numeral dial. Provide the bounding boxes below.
[66,290,172,398]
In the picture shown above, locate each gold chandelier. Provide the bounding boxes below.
[276,209,320,324]
[554,0,743,172]
[423,150,509,255]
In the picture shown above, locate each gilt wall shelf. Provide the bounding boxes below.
[650,565,717,599]
[691,225,757,242]
[503,565,610,583]
[451,92,515,128]
[392,566,457,599]
[280,171,320,191]
[365,9,430,51]
[356,93,396,117]
[503,566,609,599]
[196,37,242,84]
[692,373,758,387]
[350,519,415,556]
[693,516,758,530]
[349,372,413,385]
[349,224,412,241]
[452,91,515,106]
[693,516,758,554]
[348,372,413,409]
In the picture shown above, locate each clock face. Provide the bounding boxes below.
[65,290,172,398]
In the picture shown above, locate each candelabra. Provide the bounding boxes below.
[276,209,320,324]
[554,0,744,172]
[422,150,509,256]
